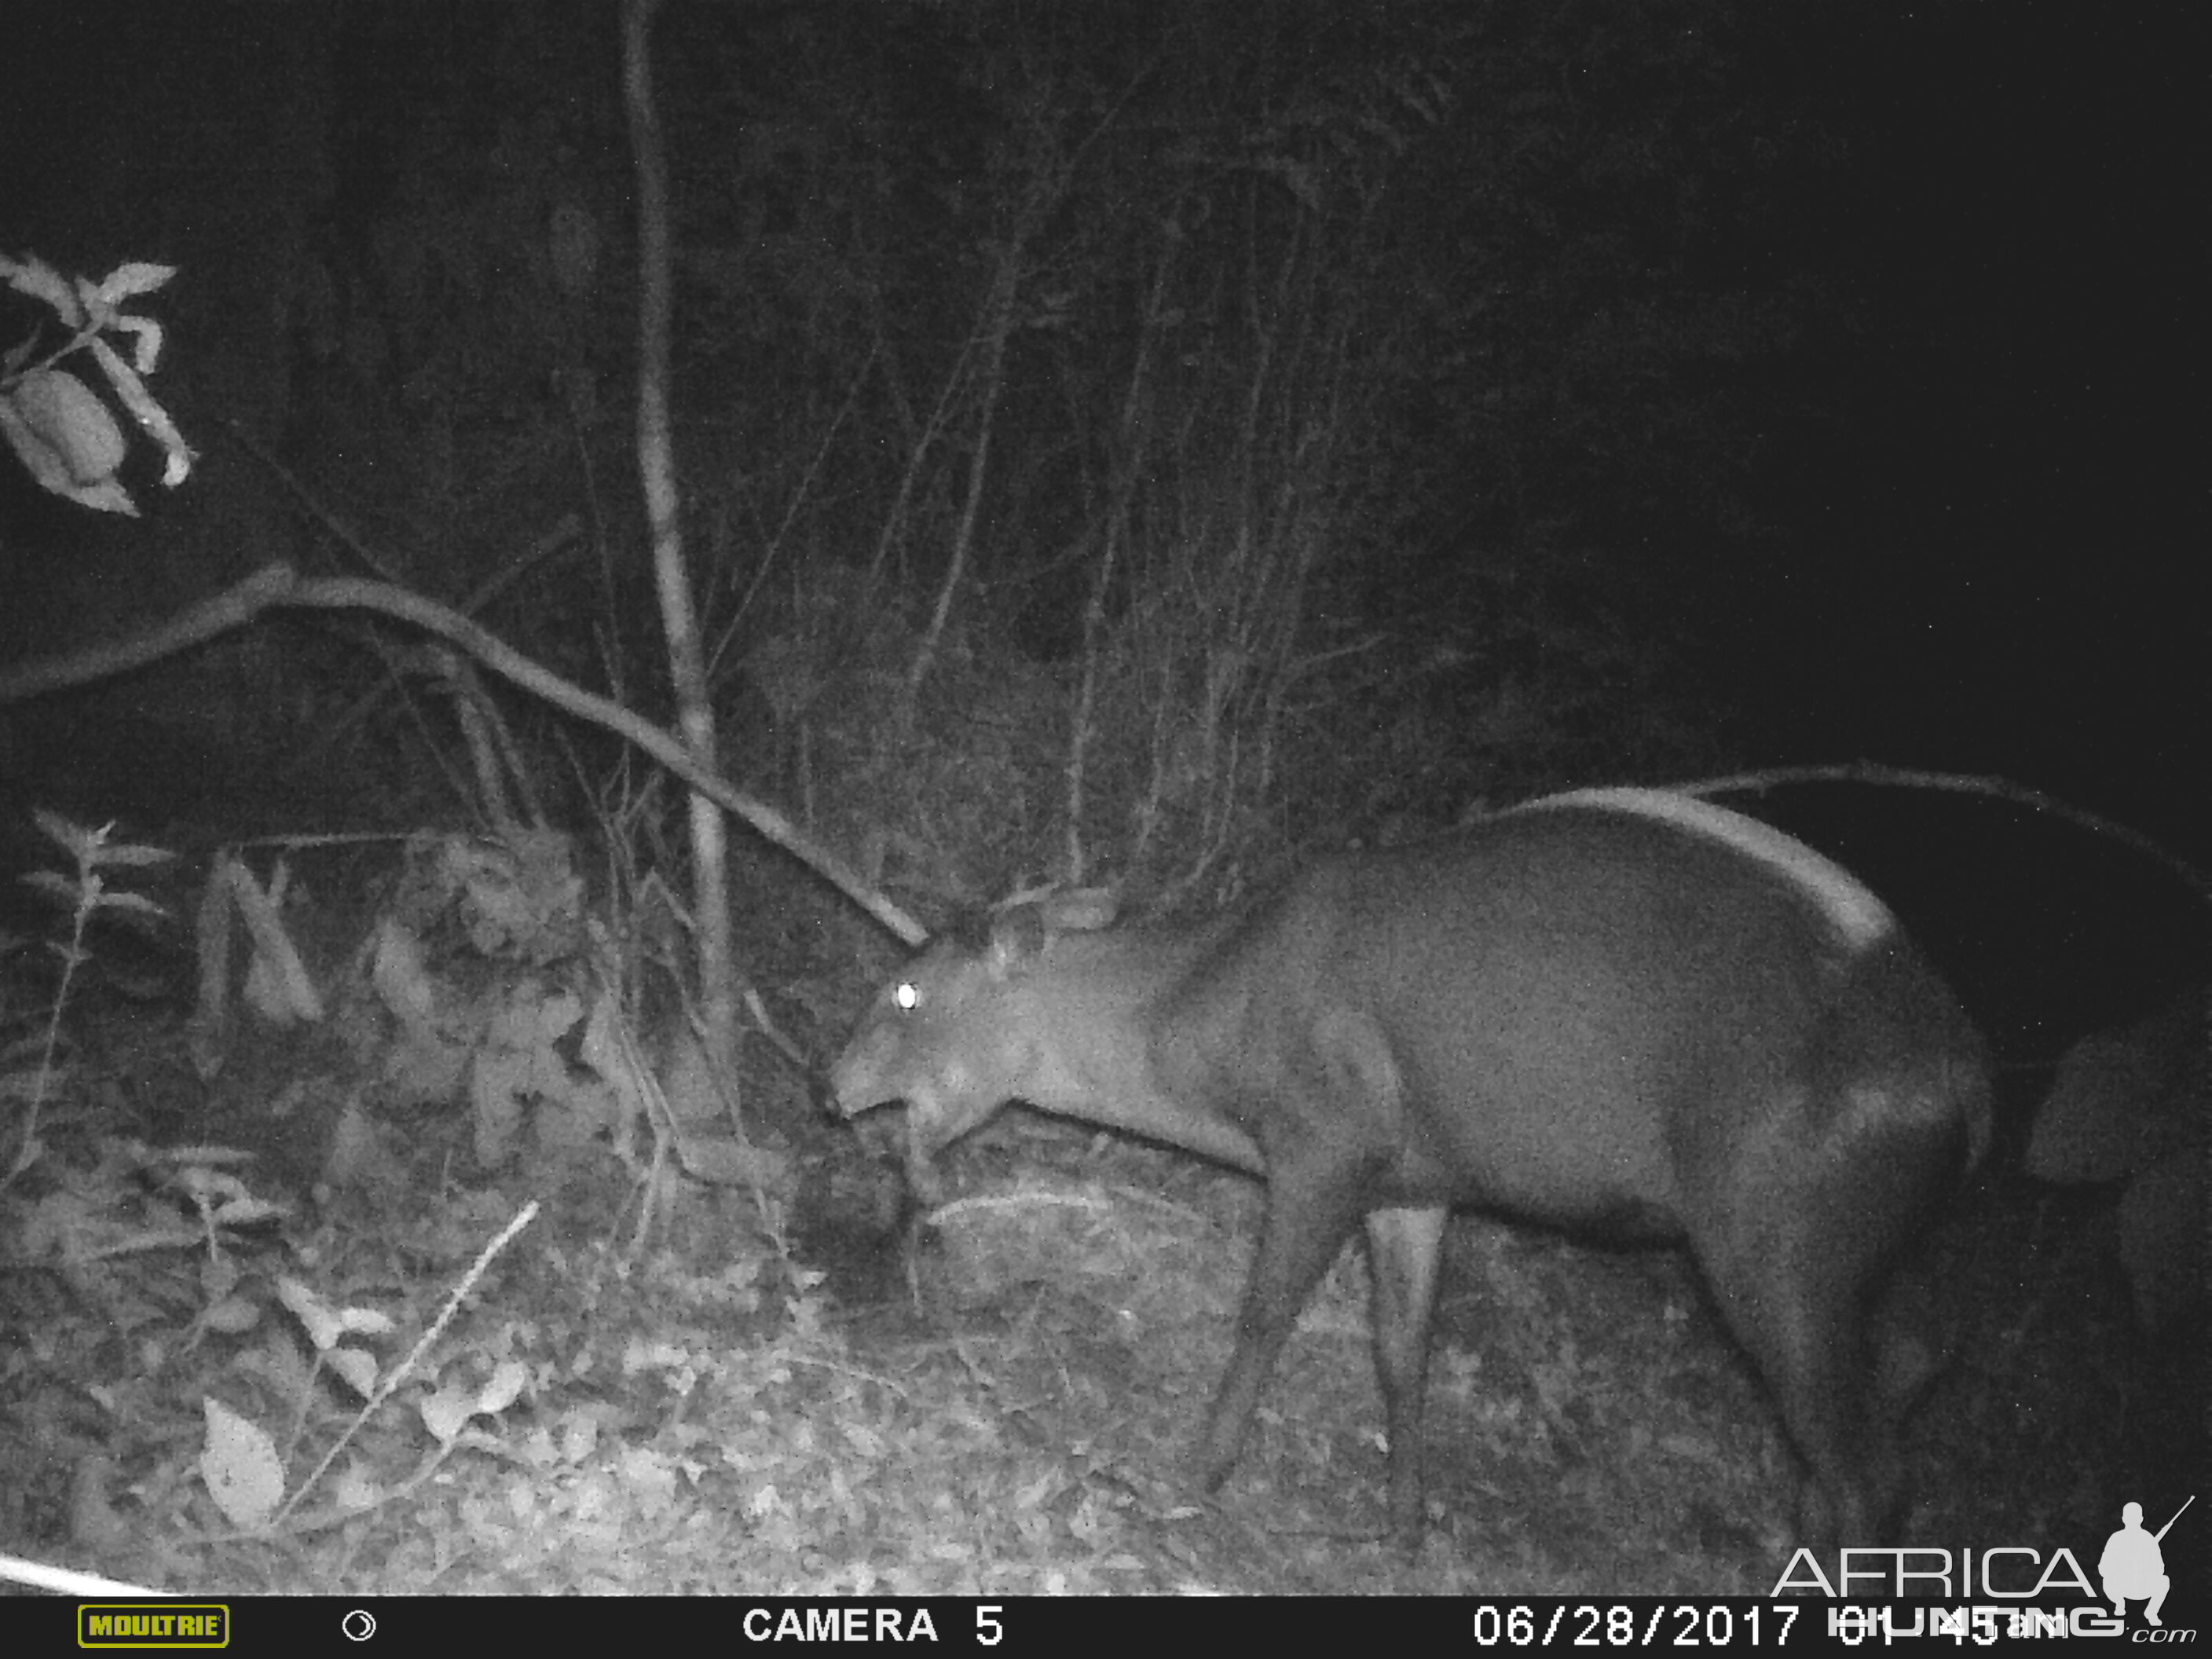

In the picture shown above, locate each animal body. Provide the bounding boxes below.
[1709,775,2209,1340]
[831,789,1991,1544]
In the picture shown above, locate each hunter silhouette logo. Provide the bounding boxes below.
[2100,1496,2192,1628]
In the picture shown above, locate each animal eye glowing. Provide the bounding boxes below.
[893,981,920,1011]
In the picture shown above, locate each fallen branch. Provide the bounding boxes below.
[0,561,919,943]
[1673,761,2210,901]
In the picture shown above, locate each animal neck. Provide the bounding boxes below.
[1006,925,1268,1175]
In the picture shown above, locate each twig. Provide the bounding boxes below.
[273,1200,540,1529]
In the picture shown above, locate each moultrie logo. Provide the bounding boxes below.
[2100,1495,2190,1630]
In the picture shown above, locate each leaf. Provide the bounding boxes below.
[474,1358,531,1416]
[94,308,165,375]
[200,1295,262,1336]
[419,1383,478,1448]
[370,917,437,1027]
[276,1276,393,1351]
[326,1346,379,1400]
[331,1462,385,1513]
[2025,1024,2174,1183]
[93,890,172,926]
[89,335,195,489]
[199,1398,284,1530]
[0,252,81,325]
[209,1194,287,1229]
[338,1306,397,1339]
[91,260,179,306]
[172,1162,252,1210]
[0,368,136,515]
[224,857,324,1025]
[90,839,178,871]
[29,808,100,862]
[151,1141,256,1166]
[276,1276,348,1352]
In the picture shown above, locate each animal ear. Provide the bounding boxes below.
[984,903,1048,976]
[1040,887,1118,932]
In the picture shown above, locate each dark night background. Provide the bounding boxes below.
[0,0,2201,1600]
[0,0,2199,850]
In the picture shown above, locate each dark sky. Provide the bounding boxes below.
[1774,5,2203,844]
